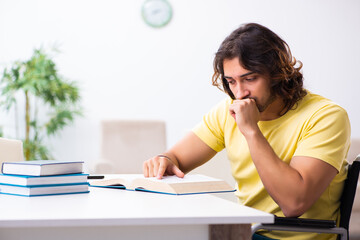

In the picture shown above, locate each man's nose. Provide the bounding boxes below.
[234,84,249,100]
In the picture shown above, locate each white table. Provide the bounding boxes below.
[0,186,273,240]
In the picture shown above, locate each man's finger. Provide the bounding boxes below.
[172,165,185,178]
[153,158,159,178]
[148,160,154,177]
[157,160,167,179]
[143,161,149,177]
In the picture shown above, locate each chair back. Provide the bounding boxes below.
[339,155,360,231]
[0,138,24,171]
[97,120,167,173]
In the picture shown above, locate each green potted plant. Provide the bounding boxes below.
[0,48,82,160]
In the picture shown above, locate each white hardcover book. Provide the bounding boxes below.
[0,183,89,197]
[2,160,84,176]
[0,173,88,186]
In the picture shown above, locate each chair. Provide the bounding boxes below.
[92,120,167,174]
[0,137,24,171]
[347,139,360,239]
[251,155,360,240]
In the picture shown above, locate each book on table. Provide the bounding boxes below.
[1,160,84,176]
[89,174,235,195]
[0,173,88,186]
[0,182,89,197]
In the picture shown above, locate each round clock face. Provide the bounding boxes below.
[142,0,173,28]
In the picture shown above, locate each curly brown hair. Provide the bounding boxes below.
[212,23,307,114]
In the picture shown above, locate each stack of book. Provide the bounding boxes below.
[0,160,89,197]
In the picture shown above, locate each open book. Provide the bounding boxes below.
[89,174,235,195]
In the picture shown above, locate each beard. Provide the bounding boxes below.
[250,93,276,112]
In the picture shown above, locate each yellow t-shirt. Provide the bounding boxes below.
[193,92,351,240]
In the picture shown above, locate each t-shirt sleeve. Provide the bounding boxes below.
[294,104,351,171]
[192,99,230,152]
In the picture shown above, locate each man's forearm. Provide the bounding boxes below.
[168,132,217,174]
[244,128,310,217]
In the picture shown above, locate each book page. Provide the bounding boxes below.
[147,174,222,184]
[91,174,143,187]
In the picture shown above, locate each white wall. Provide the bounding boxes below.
[0,0,359,171]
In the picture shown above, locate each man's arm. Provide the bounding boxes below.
[143,132,217,179]
[230,98,338,217]
[246,129,337,217]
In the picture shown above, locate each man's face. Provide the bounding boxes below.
[223,57,275,113]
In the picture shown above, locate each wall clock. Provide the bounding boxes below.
[142,0,173,28]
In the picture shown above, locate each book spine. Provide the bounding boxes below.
[0,191,90,197]
[0,182,89,188]
[1,162,5,174]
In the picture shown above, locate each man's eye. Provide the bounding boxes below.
[245,77,256,81]
[227,80,235,85]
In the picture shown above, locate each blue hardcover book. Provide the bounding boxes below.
[1,160,84,176]
[0,182,89,197]
[0,173,88,186]
[90,174,235,195]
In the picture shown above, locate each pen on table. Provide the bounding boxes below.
[87,175,105,179]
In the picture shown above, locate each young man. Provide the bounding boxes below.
[143,23,350,240]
